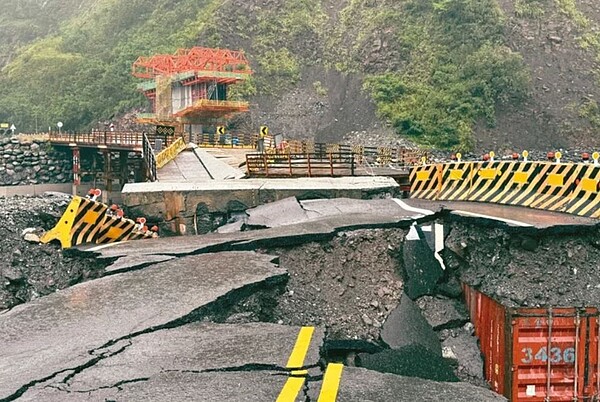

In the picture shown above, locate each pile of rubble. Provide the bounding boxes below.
[0,193,103,310]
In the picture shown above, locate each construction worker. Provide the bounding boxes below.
[257,130,266,153]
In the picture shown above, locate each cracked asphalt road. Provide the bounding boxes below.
[0,199,510,401]
[0,252,287,401]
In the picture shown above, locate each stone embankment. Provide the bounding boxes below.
[0,137,71,186]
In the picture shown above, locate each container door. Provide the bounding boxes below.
[511,308,598,401]
[463,285,508,395]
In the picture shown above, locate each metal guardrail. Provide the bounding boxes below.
[196,132,260,149]
[246,152,356,177]
[142,132,157,181]
[156,137,186,169]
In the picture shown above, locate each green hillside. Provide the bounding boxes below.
[0,0,598,151]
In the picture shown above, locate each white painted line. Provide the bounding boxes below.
[451,210,533,227]
[406,223,420,241]
[86,242,128,252]
[421,225,432,232]
[434,223,444,253]
[434,252,446,271]
[392,198,435,216]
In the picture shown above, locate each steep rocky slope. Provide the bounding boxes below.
[2,0,600,151]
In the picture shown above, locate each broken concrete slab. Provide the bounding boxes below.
[299,198,412,220]
[241,197,425,230]
[104,254,175,273]
[123,177,400,234]
[404,198,597,229]
[216,218,246,233]
[416,295,469,331]
[39,322,323,394]
[246,197,308,228]
[193,147,246,180]
[307,366,507,402]
[381,293,441,355]
[442,327,485,381]
[0,252,286,400]
[20,372,292,402]
[357,345,458,382]
[403,224,444,299]
[83,209,428,263]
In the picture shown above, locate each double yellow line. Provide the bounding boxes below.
[276,326,344,402]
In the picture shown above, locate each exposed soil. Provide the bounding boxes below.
[217,0,600,153]
[0,194,106,310]
[270,228,406,342]
[444,222,600,308]
[478,0,600,152]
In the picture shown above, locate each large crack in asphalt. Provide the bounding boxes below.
[100,213,442,277]
[12,205,590,401]
[1,272,288,401]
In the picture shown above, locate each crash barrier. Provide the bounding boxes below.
[464,285,600,401]
[40,195,157,249]
[410,161,600,218]
[246,152,356,177]
[156,137,186,169]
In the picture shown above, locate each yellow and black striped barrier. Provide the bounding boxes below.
[410,164,442,201]
[410,161,600,218]
[40,196,157,248]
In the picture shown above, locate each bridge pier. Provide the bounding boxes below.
[72,147,80,196]
[119,151,128,188]
[103,150,111,203]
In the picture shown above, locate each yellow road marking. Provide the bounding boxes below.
[276,376,305,402]
[276,327,316,402]
[286,326,315,369]
[317,363,344,402]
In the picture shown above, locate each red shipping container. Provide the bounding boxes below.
[463,285,600,401]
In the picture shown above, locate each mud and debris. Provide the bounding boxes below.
[270,228,406,342]
[9,191,600,400]
[0,193,106,310]
[444,222,600,308]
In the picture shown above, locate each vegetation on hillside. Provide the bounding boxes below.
[357,0,529,150]
[0,0,534,150]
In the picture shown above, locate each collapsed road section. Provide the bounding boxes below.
[3,194,600,400]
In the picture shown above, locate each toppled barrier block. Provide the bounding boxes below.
[40,195,157,248]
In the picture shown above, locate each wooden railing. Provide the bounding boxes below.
[246,152,356,178]
[156,137,186,169]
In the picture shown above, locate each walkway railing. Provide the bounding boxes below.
[156,137,186,169]
[195,132,262,149]
[49,131,145,149]
[142,132,157,181]
[246,152,356,177]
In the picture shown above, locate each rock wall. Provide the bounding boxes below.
[0,137,72,186]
